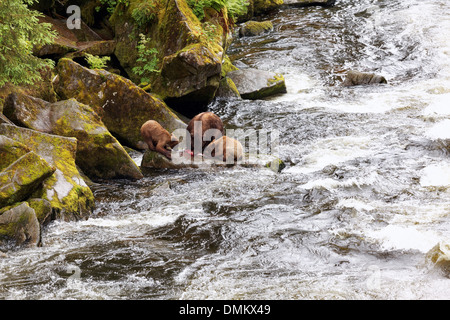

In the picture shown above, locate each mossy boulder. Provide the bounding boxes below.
[238,20,273,37]
[50,99,144,180]
[0,202,41,248]
[216,77,241,99]
[0,124,95,221]
[0,66,57,112]
[282,0,335,7]
[227,68,287,99]
[110,0,227,115]
[157,43,222,116]
[0,135,31,171]
[0,151,55,208]
[141,150,199,169]
[4,93,143,180]
[54,58,185,149]
[253,0,283,14]
[27,198,53,227]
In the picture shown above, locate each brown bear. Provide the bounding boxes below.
[140,120,179,160]
[203,136,244,163]
[187,112,224,153]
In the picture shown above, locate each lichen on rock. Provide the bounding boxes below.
[0,124,95,221]
[0,151,55,208]
[0,135,31,171]
[4,92,144,180]
[238,20,273,37]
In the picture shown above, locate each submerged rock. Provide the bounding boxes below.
[427,242,450,275]
[54,58,185,149]
[141,150,198,169]
[239,20,273,37]
[0,202,41,248]
[141,150,285,172]
[0,124,95,221]
[227,68,287,99]
[342,70,387,87]
[0,151,55,208]
[4,93,143,181]
[282,0,335,7]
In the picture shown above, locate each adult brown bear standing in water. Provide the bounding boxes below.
[140,120,179,160]
[187,112,224,152]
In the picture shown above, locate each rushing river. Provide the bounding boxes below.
[1,0,450,300]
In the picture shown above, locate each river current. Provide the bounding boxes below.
[1,0,449,299]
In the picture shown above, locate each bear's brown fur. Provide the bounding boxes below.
[140,120,179,160]
[203,136,243,163]
[187,112,224,152]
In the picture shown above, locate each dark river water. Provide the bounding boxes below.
[1,0,449,299]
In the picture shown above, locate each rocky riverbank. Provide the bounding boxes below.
[0,0,334,251]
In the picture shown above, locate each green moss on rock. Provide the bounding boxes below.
[238,20,273,37]
[54,58,186,149]
[0,135,31,171]
[253,0,283,14]
[0,124,95,222]
[0,151,55,208]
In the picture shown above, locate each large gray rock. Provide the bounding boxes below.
[0,151,55,208]
[4,93,143,180]
[283,0,335,7]
[342,70,387,87]
[227,68,287,100]
[0,124,95,221]
[0,135,30,171]
[54,58,186,149]
[0,202,41,248]
[239,21,273,37]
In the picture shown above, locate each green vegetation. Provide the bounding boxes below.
[96,0,130,14]
[187,0,249,22]
[132,33,159,84]
[85,53,111,69]
[0,0,57,87]
[131,0,157,27]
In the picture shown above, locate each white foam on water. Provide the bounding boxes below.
[422,93,450,119]
[336,198,375,212]
[367,225,441,253]
[298,172,379,190]
[425,120,450,140]
[286,136,373,175]
[420,162,450,188]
